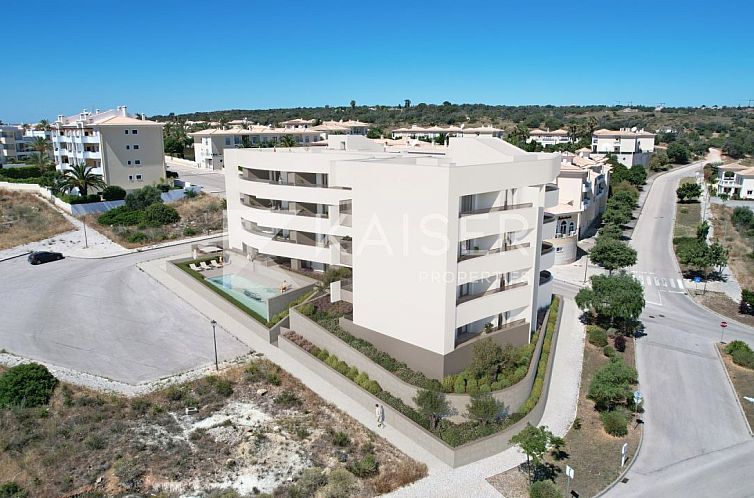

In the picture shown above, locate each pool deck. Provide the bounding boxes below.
[199,257,318,293]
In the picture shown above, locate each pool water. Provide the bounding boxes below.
[206,274,281,319]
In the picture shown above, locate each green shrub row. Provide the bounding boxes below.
[266,290,318,326]
[517,297,559,415]
[725,340,754,369]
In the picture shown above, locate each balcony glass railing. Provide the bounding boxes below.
[541,241,555,255]
[455,318,528,347]
[458,242,530,262]
[460,202,533,217]
[457,281,527,305]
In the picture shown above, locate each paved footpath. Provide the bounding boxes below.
[141,257,585,498]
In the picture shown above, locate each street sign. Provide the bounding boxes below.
[566,465,575,479]
[693,276,702,283]
[721,321,728,328]
[633,391,643,405]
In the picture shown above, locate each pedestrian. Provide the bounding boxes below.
[375,403,384,428]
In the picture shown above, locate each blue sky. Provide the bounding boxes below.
[3,0,754,122]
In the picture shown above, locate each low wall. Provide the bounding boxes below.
[280,298,562,468]
[166,258,272,342]
[288,303,552,419]
[267,284,317,320]
[166,155,199,168]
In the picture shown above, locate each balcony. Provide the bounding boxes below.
[545,184,559,208]
[539,270,553,286]
[456,282,531,328]
[459,202,533,218]
[457,243,533,284]
[542,213,556,239]
[540,241,555,269]
[455,318,528,347]
[457,281,527,305]
[238,175,350,205]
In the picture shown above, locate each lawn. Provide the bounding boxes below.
[84,193,224,248]
[0,189,74,250]
[718,344,754,431]
[0,360,426,497]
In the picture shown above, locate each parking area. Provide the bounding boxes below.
[0,246,249,384]
[166,158,227,196]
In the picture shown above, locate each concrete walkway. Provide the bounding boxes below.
[140,256,586,498]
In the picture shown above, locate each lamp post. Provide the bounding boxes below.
[210,319,218,371]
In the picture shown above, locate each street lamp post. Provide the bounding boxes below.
[210,319,218,371]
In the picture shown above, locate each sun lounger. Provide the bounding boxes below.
[211,259,223,269]
[200,261,212,271]
[189,263,203,272]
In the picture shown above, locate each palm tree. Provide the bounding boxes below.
[59,163,106,197]
[29,152,54,171]
[35,119,50,131]
[508,124,529,144]
[32,137,52,156]
[280,135,297,148]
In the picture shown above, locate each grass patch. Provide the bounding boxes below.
[0,189,73,250]
[718,343,754,430]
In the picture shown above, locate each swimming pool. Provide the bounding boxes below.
[206,274,281,319]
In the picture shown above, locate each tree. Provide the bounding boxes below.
[708,241,728,273]
[602,202,632,226]
[413,389,452,430]
[350,100,356,109]
[469,338,503,378]
[125,185,163,210]
[510,424,558,484]
[164,135,185,156]
[648,150,670,171]
[587,358,638,410]
[404,99,411,108]
[59,163,106,197]
[696,220,709,243]
[598,223,624,240]
[0,363,58,408]
[666,142,690,164]
[676,182,702,202]
[575,273,645,326]
[31,137,51,156]
[35,119,50,131]
[466,392,505,426]
[589,236,637,273]
[280,135,297,148]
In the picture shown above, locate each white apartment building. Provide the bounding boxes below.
[591,128,655,167]
[0,126,53,166]
[547,152,610,264]
[314,120,370,136]
[52,106,166,190]
[225,135,559,377]
[527,129,572,147]
[717,163,754,199]
[391,124,505,140]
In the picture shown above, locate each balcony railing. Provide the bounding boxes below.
[457,281,527,305]
[541,241,555,255]
[455,318,528,347]
[459,202,533,217]
[539,270,553,286]
[458,242,530,262]
[543,213,556,224]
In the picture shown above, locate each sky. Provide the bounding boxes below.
[3,0,754,123]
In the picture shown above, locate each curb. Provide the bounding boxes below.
[714,345,754,437]
[0,251,31,263]
[65,233,226,260]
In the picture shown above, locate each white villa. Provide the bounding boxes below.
[591,128,655,167]
[527,129,572,147]
[51,106,166,190]
[391,124,505,140]
[224,134,559,377]
[717,163,754,199]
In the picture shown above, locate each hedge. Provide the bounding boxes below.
[98,206,144,226]
[516,297,559,415]
[725,340,754,369]
[0,363,58,409]
[587,325,608,347]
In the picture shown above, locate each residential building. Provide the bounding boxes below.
[51,106,166,190]
[0,126,52,165]
[591,128,655,167]
[314,120,370,136]
[717,163,754,199]
[225,135,559,377]
[527,129,572,147]
[391,124,505,140]
[547,151,611,264]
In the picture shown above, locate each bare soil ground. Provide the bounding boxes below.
[692,290,754,327]
[718,345,754,431]
[84,193,224,249]
[0,360,426,497]
[710,203,754,290]
[0,189,73,250]
[674,201,701,240]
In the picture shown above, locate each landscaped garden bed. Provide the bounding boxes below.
[0,360,426,497]
[0,188,73,250]
[719,341,754,430]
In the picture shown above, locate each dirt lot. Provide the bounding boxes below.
[718,345,754,430]
[674,200,701,240]
[0,360,426,497]
[0,189,73,250]
[692,290,754,327]
[84,194,224,248]
[710,203,754,290]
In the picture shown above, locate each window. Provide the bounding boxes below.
[124,130,129,135]
[136,174,143,181]
[135,160,141,165]
[460,195,474,214]
[225,137,232,146]
[126,145,130,150]
[133,144,139,150]
[556,247,564,253]
[127,160,131,165]
[128,175,133,181]
[568,221,575,234]
[132,130,138,135]
[459,283,471,297]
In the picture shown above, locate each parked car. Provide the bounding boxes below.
[27,251,64,265]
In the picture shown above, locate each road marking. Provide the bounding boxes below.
[654,277,661,286]
[669,279,676,288]
[677,279,685,289]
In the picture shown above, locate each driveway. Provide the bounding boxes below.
[0,246,248,384]
[166,158,227,196]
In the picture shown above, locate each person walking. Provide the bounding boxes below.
[375,403,385,428]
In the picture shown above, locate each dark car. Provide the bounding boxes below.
[27,251,64,265]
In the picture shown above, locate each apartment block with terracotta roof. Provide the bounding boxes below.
[51,106,166,190]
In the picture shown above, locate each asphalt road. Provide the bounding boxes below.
[603,161,754,497]
[0,246,248,384]
[166,158,227,196]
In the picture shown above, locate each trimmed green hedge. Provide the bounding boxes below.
[516,297,559,415]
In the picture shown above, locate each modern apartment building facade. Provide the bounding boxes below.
[51,106,166,190]
[225,135,560,377]
[547,152,610,264]
[527,129,572,147]
[717,163,754,199]
[591,128,655,167]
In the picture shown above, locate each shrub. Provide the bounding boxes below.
[466,377,479,395]
[603,345,616,358]
[740,290,754,316]
[588,359,638,410]
[289,467,326,497]
[725,340,752,356]
[321,468,356,498]
[442,375,455,392]
[348,452,379,477]
[331,431,350,447]
[126,231,148,243]
[364,380,381,395]
[206,376,233,396]
[98,205,144,226]
[184,187,198,198]
[0,166,41,179]
[614,335,626,352]
[101,185,127,201]
[64,193,101,204]
[454,376,466,394]
[346,366,359,381]
[529,480,562,498]
[587,325,608,347]
[0,482,27,498]
[183,226,198,236]
[274,391,301,406]
[466,392,505,425]
[125,185,163,210]
[316,349,330,362]
[731,348,754,369]
[601,410,628,436]
[143,202,180,226]
[0,363,58,408]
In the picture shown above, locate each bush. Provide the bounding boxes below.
[63,193,101,204]
[588,359,638,410]
[0,363,58,409]
[143,202,180,226]
[614,335,626,352]
[587,325,608,347]
[601,410,628,436]
[731,348,754,369]
[98,205,144,226]
[442,375,455,392]
[740,289,754,316]
[274,391,302,406]
[603,345,616,358]
[125,185,163,210]
[331,431,350,447]
[183,226,198,236]
[529,480,562,498]
[454,376,466,394]
[0,166,41,179]
[126,231,148,243]
[289,467,326,497]
[348,452,379,477]
[299,303,316,316]
[0,482,27,498]
[206,376,233,396]
[101,185,127,201]
[184,187,198,198]
[321,468,356,498]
